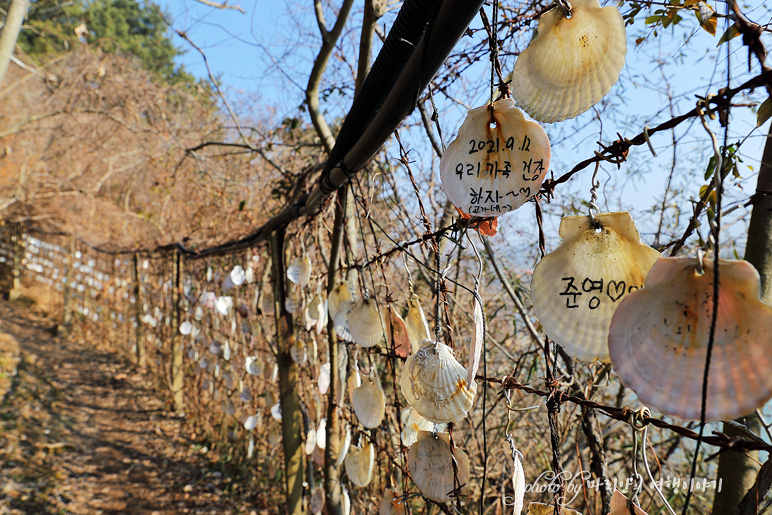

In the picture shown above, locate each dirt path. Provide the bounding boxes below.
[0,300,254,515]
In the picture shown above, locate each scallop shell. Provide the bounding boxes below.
[400,340,477,423]
[383,306,411,358]
[304,427,317,455]
[400,407,435,446]
[610,490,647,515]
[336,424,352,466]
[351,371,386,429]
[531,212,660,362]
[328,283,353,319]
[439,98,551,216]
[511,0,626,123]
[287,255,312,287]
[408,431,470,503]
[348,364,362,399]
[526,503,582,515]
[512,451,525,515]
[245,355,262,375]
[348,298,385,348]
[318,362,331,394]
[608,257,772,421]
[310,487,325,515]
[405,294,430,354]
[334,300,355,342]
[380,489,407,515]
[316,418,326,449]
[344,441,375,487]
[290,339,307,366]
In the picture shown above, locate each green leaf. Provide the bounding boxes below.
[645,15,663,25]
[757,96,772,127]
[704,155,716,180]
[717,24,741,46]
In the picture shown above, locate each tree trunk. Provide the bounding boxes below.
[171,251,184,411]
[272,229,303,515]
[712,120,772,515]
[0,0,30,85]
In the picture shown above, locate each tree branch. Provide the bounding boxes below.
[191,0,245,13]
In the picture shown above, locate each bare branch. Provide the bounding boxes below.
[191,0,245,13]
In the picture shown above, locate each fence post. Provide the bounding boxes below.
[170,250,184,411]
[56,236,74,335]
[271,228,303,515]
[132,254,146,370]
[8,223,22,300]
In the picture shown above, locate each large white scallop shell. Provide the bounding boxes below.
[400,340,477,423]
[287,255,312,287]
[440,99,551,216]
[511,0,626,123]
[531,212,660,362]
[405,294,430,354]
[351,371,386,429]
[608,257,772,421]
[344,441,375,487]
[348,298,385,348]
[408,431,470,503]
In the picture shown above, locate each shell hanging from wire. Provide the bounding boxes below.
[328,282,353,319]
[400,340,477,423]
[383,305,412,358]
[348,298,385,348]
[407,431,470,503]
[290,339,308,366]
[351,370,386,429]
[608,257,772,421]
[439,98,551,216]
[380,489,407,515]
[609,490,648,515]
[287,254,312,287]
[344,441,375,487]
[511,0,627,123]
[531,212,660,362]
[405,294,431,354]
[401,407,436,446]
[526,503,582,515]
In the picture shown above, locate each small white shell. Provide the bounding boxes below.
[287,255,312,287]
[408,431,470,503]
[336,424,352,467]
[290,339,308,366]
[230,265,246,286]
[344,441,375,487]
[401,340,477,423]
[245,355,262,375]
[405,295,431,354]
[316,418,326,449]
[348,298,385,348]
[215,296,233,315]
[531,212,660,362]
[440,99,551,216]
[305,427,317,455]
[380,489,407,515]
[318,362,331,394]
[351,371,386,429]
[244,414,259,431]
[511,0,627,122]
[179,321,193,335]
[512,451,525,515]
[400,407,435,446]
[310,487,325,514]
[609,257,772,421]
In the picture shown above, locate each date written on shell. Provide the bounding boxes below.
[560,276,642,310]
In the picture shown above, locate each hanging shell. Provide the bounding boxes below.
[351,371,386,429]
[400,407,435,446]
[344,441,375,487]
[380,489,407,515]
[290,339,308,366]
[334,300,355,342]
[531,212,660,362]
[310,487,325,515]
[511,0,626,123]
[527,504,582,515]
[439,98,551,216]
[336,424,352,467]
[405,294,431,354]
[608,257,772,421]
[512,451,525,515]
[400,340,477,423]
[383,305,412,358]
[609,490,647,515]
[348,298,385,348]
[328,283,353,319]
[287,255,312,287]
[318,362,331,394]
[408,431,470,503]
[467,295,485,386]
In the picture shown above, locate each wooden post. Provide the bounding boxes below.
[132,254,146,370]
[171,250,184,411]
[271,229,303,515]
